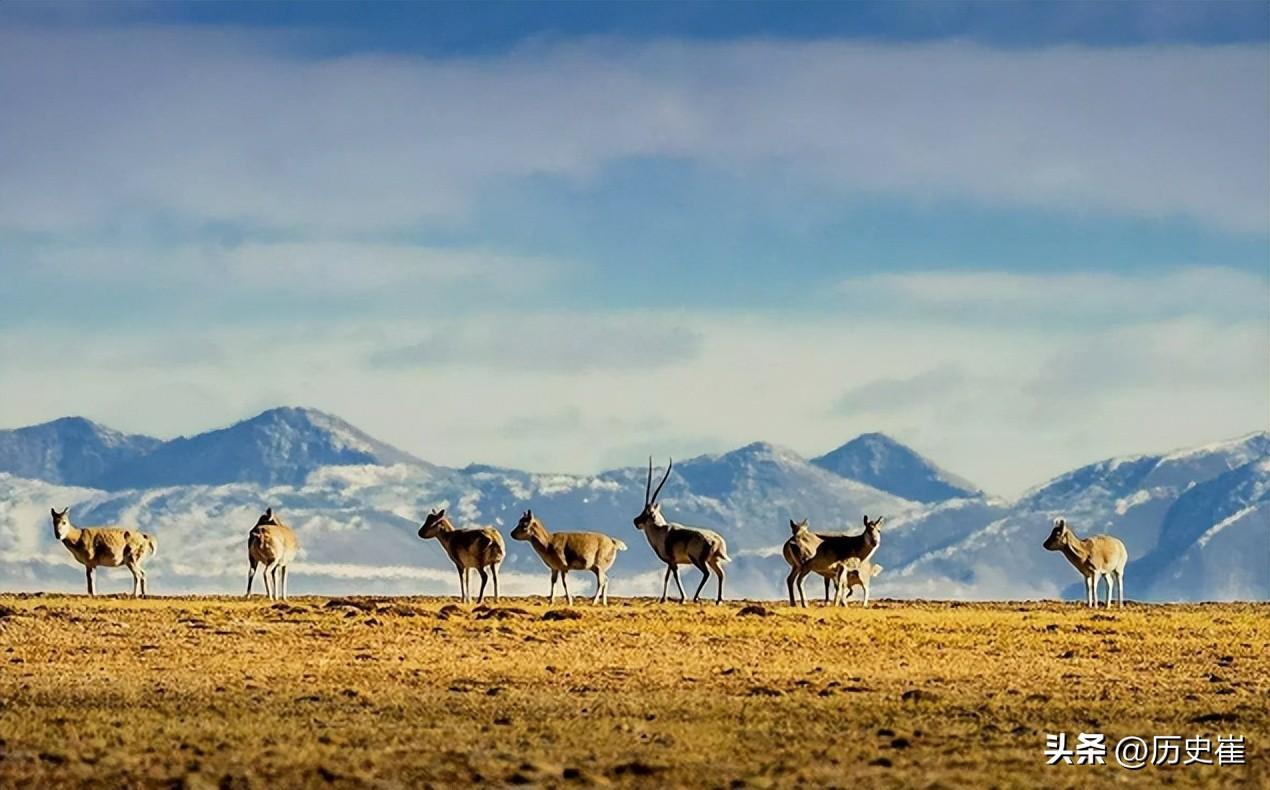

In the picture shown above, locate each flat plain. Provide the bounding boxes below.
[0,595,1265,788]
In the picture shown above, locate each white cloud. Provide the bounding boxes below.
[840,266,1269,322]
[367,314,702,372]
[0,29,1266,234]
[18,241,562,296]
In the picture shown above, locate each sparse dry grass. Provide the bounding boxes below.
[0,595,1266,788]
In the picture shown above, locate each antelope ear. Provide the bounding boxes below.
[51,507,57,518]
[265,507,273,519]
[438,508,446,517]
[789,519,798,528]
[862,515,869,527]
[526,509,533,519]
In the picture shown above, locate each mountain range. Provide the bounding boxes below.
[0,407,1264,601]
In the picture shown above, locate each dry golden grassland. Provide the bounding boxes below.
[0,595,1265,788]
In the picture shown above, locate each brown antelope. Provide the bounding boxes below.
[247,507,299,600]
[633,458,731,604]
[1043,517,1127,608]
[511,510,627,605]
[418,508,505,603]
[50,507,157,597]
[837,556,883,607]
[786,515,884,607]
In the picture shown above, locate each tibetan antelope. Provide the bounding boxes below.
[783,519,826,606]
[1043,517,1127,608]
[838,556,883,607]
[782,519,853,605]
[633,457,731,604]
[418,508,505,603]
[511,510,627,605]
[50,507,157,597]
[786,515,884,607]
[247,507,299,600]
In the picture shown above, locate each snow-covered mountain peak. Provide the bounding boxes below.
[810,432,980,504]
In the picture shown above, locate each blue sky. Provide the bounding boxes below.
[1,1,1267,495]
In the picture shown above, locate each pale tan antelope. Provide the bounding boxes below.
[50,507,157,597]
[511,510,627,605]
[786,515,884,607]
[418,508,505,603]
[633,458,731,604]
[783,519,825,606]
[247,507,299,600]
[837,556,884,607]
[1043,517,1127,608]
[782,519,854,605]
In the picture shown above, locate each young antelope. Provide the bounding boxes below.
[837,556,884,606]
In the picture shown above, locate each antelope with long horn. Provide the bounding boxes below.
[1043,517,1127,608]
[50,507,158,597]
[418,508,505,603]
[632,457,731,604]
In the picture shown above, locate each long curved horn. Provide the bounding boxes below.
[651,457,673,504]
[645,456,653,505]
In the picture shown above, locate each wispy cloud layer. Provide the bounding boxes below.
[1,29,1266,234]
[841,266,1269,322]
[368,315,702,372]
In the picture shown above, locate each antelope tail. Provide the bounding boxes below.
[614,540,628,551]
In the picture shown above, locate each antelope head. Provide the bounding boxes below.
[254,507,280,528]
[50,507,71,540]
[418,507,452,539]
[789,518,810,536]
[862,514,885,536]
[633,456,673,532]
[1043,517,1070,551]
[511,509,539,541]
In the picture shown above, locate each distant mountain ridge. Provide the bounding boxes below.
[0,409,1264,602]
[0,407,427,491]
[812,432,980,503]
[91,407,429,490]
[0,417,159,487]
